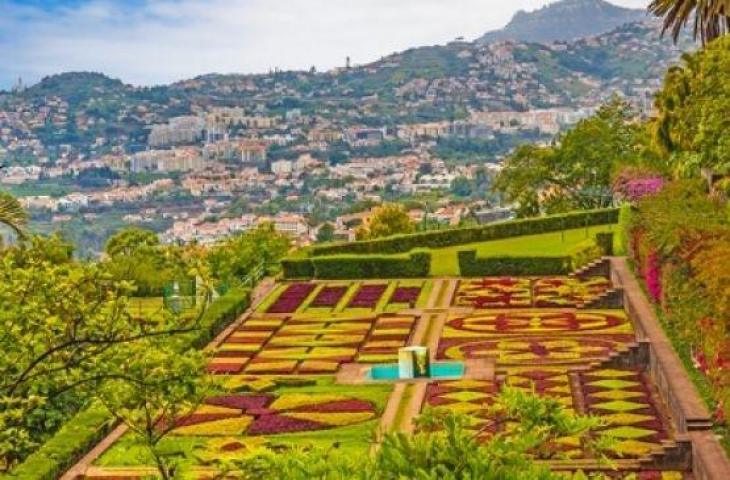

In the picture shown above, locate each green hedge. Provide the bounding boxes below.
[5,287,251,480]
[458,251,571,277]
[310,208,619,256]
[281,257,315,279]
[309,251,431,279]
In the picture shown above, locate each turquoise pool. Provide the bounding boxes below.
[367,361,465,381]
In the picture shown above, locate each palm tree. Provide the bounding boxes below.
[649,0,730,45]
[0,192,28,239]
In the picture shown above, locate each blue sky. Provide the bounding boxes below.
[0,0,651,90]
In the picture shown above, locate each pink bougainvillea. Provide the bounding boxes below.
[645,251,662,302]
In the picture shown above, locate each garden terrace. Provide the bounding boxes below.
[70,266,726,478]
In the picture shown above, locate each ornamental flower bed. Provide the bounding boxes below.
[389,286,422,307]
[267,283,316,314]
[533,277,611,308]
[348,284,388,309]
[170,393,377,437]
[455,278,532,309]
[310,286,348,308]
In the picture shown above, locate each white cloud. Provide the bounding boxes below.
[0,0,652,88]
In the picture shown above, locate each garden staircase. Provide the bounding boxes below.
[570,257,611,279]
[576,287,624,309]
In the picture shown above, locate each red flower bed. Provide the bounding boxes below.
[310,286,348,308]
[205,395,272,411]
[389,287,421,306]
[267,283,316,314]
[247,414,324,435]
[348,285,387,308]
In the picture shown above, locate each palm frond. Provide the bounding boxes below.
[0,192,28,238]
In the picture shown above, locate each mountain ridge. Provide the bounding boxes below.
[478,0,648,44]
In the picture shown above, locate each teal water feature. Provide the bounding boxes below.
[367,361,465,381]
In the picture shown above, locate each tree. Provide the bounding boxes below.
[316,222,336,243]
[207,223,290,286]
[0,192,28,239]
[104,228,176,297]
[355,203,416,240]
[650,37,730,177]
[95,344,211,480]
[649,0,729,45]
[494,99,643,216]
[451,176,473,197]
[105,227,160,257]
[0,236,210,469]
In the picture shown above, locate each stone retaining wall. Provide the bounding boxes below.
[610,258,730,479]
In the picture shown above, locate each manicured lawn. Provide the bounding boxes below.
[429,224,617,276]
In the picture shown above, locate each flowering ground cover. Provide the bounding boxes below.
[454,276,611,309]
[348,284,388,309]
[455,277,532,308]
[533,277,611,308]
[438,310,634,367]
[388,286,421,307]
[210,313,417,374]
[96,377,392,469]
[266,283,317,314]
[310,286,348,308]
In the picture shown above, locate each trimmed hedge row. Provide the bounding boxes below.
[281,257,315,279]
[458,251,571,277]
[5,287,251,480]
[458,232,615,277]
[313,251,430,279]
[310,208,619,256]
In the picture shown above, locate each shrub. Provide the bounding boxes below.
[569,240,604,271]
[308,251,431,280]
[309,208,619,256]
[595,232,614,256]
[458,251,570,277]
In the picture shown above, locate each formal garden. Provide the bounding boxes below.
[81,261,693,479]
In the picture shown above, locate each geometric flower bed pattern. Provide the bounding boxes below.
[388,286,422,308]
[310,286,348,308]
[455,277,532,309]
[438,310,635,368]
[267,283,317,314]
[210,314,416,374]
[577,368,671,459]
[455,276,611,309]
[534,277,611,308]
[348,284,388,309]
[171,392,377,437]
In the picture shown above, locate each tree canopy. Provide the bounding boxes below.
[355,203,416,240]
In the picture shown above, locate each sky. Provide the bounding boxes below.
[0,0,651,90]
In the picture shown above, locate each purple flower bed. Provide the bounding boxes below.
[310,286,348,308]
[267,283,316,313]
[348,284,387,309]
[389,287,421,306]
[247,414,324,435]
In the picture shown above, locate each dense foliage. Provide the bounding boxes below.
[354,203,415,241]
[625,180,730,420]
[494,100,650,217]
